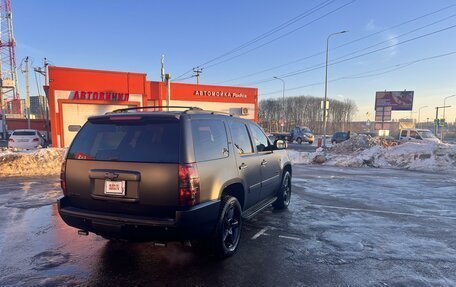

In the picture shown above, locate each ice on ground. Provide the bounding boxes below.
[31,250,70,270]
[0,148,65,177]
[289,135,456,172]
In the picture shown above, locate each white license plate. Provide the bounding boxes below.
[104,180,126,195]
[18,139,29,142]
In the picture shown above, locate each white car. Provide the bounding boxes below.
[399,128,441,143]
[8,129,46,149]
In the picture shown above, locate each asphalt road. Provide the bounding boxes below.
[1,166,455,286]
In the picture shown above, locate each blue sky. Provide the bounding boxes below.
[13,0,456,121]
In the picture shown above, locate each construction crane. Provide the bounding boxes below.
[0,0,19,113]
[0,0,18,138]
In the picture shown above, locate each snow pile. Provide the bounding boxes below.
[289,135,456,172]
[329,134,400,154]
[287,150,313,165]
[0,148,65,177]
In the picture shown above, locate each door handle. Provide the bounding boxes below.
[239,163,248,170]
[261,159,268,166]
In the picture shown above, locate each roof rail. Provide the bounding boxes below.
[109,106,203,114]
[108,105,239,117]
[186,109,237,117]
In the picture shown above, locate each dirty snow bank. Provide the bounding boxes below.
[289,135,456,172]
[0,148,65,177]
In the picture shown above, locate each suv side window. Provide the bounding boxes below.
[401,130,408,138]
[249,124,270,152]
[409,130,418,139]
[229,121,254,155]
[191,119,229,162]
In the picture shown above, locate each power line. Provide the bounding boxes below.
[260,50,456,96]
[174,0,347,81]
[283,23,456,78]
[215,3,456,85]
[203,0,356,70]
[240,23,456,86]
[197,0,337,68]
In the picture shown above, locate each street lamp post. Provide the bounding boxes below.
[443,94,456,119]
[441,94,456,141]
[273,76,286,132]
[417,105,428,129]
[323,30,348,148]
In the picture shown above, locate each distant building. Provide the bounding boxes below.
[6,99,21,115]
[30,95,46,119]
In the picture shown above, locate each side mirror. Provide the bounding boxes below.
[274,139,287,150]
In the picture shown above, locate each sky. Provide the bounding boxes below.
[11,0,456,122]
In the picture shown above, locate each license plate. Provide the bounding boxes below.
[104,180,126,195]
[18,139,28,142]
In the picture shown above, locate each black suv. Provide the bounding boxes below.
[58,107,292,258]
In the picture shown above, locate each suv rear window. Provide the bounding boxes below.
[13,131,36,136]
[67,118,180,163]
[191,119,228,162]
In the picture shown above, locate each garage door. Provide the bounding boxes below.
[62,103,134,147]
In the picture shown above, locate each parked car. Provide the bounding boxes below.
[8,129,46,149]
[331,131,351,144]
[272,126,314,144]
[399,128,441,143]
[58,107,292,258]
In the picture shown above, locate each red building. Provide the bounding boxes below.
[47,66,258,147]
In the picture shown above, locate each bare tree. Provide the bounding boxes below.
[259,95,358,134]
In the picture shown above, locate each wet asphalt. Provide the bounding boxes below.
[0,165,456,286]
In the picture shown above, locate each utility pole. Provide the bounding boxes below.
[21,56,31,128]
[161,54,165,82]
[34,57,50,142]
[193,67,203,84]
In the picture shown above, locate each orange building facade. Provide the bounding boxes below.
[47,66,258,147]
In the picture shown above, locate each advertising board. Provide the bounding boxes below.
[375,91,414,111]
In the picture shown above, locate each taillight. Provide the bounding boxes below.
[32,138,39,142]
[60,161,67,196]
[178,163,200,207]
[8,138,14,142]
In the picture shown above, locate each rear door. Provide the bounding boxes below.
[62,103,136,147]
[228,120,261,209]
[65,116,181,217]
[248,123,281,200]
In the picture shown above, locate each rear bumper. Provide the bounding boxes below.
[58,197,221,241]
[8,142,40,149]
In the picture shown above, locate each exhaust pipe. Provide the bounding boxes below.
[78,230,89,236]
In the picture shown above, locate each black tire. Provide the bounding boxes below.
[213,196,242,258]
[331,140,336,145]
[308,141,313,145]
[273,171,291,210]
[296,137,303,144]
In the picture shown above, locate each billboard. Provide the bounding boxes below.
[375,91,414,111]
